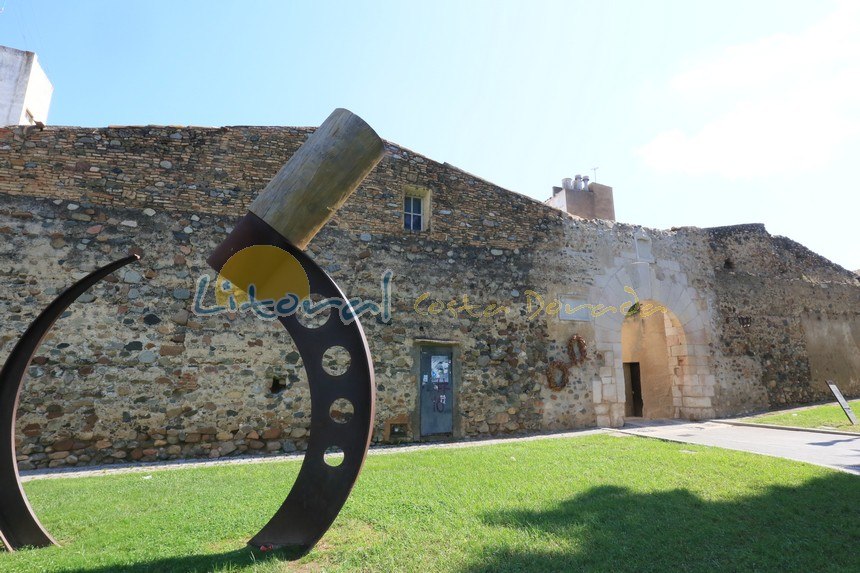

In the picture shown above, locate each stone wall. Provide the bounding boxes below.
[706,224,860,411]
[1,125,858,470]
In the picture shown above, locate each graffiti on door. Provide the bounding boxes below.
[420,350,454,435]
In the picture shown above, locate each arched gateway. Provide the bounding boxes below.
[589,259,717,427]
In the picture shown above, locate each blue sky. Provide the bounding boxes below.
[2,0,858,270]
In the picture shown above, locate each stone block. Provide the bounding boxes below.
[261,428,282,440]
[682,396,712,409]
[603,383,617,403]
[609,403,625,428]
[592,379,602,403]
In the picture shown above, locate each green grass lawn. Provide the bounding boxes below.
[1,434,858,572]
[743,400,860,433]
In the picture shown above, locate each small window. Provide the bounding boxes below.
[404,195,423,231]
[402,186,432,232]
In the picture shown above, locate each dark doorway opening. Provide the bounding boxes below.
[624,362,643,417]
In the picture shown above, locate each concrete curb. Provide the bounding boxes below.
[713,419,860,437]
[612,424,860,476]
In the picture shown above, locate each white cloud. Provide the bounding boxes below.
[637,1,860,179]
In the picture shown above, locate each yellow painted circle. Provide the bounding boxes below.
[215,245,310,308]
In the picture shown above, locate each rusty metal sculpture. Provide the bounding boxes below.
[0,108,383,556]
[0,254,140,551]
[208,213,376,552]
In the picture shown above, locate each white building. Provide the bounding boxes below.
[0,45,53,126]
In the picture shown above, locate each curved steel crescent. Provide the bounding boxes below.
[0,218,375,557]
[207,212,375,554]
[0,254,140,551]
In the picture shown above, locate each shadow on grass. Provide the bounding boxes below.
[464,472,860,573]
[56,545,307,573]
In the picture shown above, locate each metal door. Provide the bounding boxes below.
[419,348,454,436]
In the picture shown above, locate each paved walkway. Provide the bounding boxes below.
[617,419,860,475]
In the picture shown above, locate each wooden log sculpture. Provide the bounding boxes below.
[248,108,384,249]
[0,108,384,556]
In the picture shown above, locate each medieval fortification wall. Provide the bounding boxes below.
[1,125,857,469]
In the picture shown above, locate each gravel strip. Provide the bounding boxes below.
[20,428,606,482]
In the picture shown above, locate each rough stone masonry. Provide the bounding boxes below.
[1,124,858,470]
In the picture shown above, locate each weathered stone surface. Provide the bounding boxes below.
[159,345,184,356]
[261,428,281,440]
[123,270,142,284]
[173,288,191,300]
[0,125,856,470]
[137,350,158,364]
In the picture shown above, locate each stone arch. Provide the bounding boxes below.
[622,302,695,419]
[588,260,715,427]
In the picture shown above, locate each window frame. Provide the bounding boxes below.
[402,186,432,232]
[404,194,424,231]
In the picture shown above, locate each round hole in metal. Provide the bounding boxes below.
[324,446,344,467]
[329,398,354,424]
[322,345,351,376]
